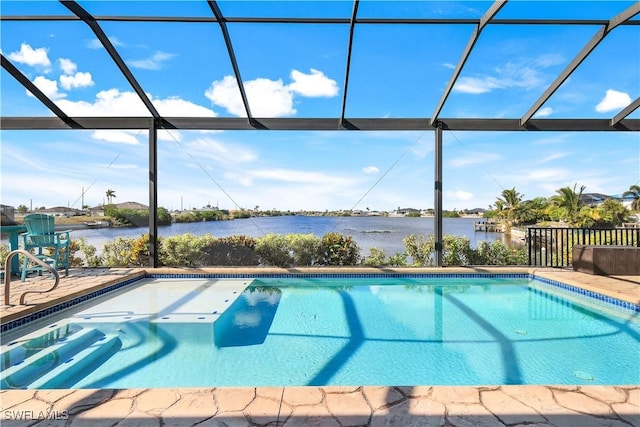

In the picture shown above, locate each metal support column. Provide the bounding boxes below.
[149,119,159,267]
[434,121,443,267]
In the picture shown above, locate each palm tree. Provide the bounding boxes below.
[550,183,586,225]
[622,184,640,211]
[495,187,523,225]
[106,188,116,205]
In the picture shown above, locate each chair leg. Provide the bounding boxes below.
[21,255,28,282]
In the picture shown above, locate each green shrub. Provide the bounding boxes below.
[203,235,257,266]
[362,247,386,266]
[442,235,475,265]
[69,238,100,267]
[286,234,322,266]
[321,232,360,266]
[159,233,214,267]
[255,233,292,267]
[474,241,527,265]
[0,243,9,271]
[403,234,525,266]
[362,248,407,267]
[101,237,138,266]
[403,234,435,266]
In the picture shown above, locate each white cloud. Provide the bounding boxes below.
[454,54,563,94]
[60,71,94,90]
[595,89,632,113]
[534,107,553,117]
[363,166,379,174]
[55,89,216,117]
[187,138,257,165]
[538,152,568,163]
[454,76,503,94]
[154,96,217,117]
[442,62,456,69]
[449,153,501,167]
[87,37,124,49]
[206,75,295,117]
[205,69,338,118]
[8,43,51,68]
[91,130,141,145]
[29,76,65,100]
[59,58,77,75]
[128,51,176,70]
[238,168,354,190]
[446,190,474,201]
[288,69,339,97]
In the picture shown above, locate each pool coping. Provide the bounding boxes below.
[1,267,638,425]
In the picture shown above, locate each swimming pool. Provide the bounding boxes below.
[1,274,638,389]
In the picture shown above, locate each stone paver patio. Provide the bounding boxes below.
[1,267,638,426]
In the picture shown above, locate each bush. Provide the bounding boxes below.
[403,234,435,266]
[159,233,214,267]
[286,234,322,266]
[403,234,526,266]
[255,233,322,267]
[0,243,9,271]
[72,238,101,267]
[442,235,474,265]
[203,235,257,266]
[475,241,526,265]
[321,232,360,266]
[101,237,138,266]
[362,248,407,267]
[255,233,292,267]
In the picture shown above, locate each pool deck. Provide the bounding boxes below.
[1,267,638,426]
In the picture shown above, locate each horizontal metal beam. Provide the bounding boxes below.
[3,15,640,26]
[2,117,638,132]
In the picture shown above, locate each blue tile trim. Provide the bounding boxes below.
[1,276,143,333]
[3,272,636,333]
[146,272,531,279]
[531,275,639,314]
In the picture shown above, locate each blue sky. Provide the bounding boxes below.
[1,1,639,212]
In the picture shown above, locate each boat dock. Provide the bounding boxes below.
[474,220,503,232]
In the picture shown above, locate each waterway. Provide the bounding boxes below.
[62,216,507,255]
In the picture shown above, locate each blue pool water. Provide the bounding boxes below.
[1,276,639,389]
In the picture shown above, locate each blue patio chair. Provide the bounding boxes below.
[20,214,71,281]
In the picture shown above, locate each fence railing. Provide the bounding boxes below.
[527,227,640,267]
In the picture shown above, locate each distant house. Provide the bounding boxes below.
[37,206,83,217]
[580,193,635,209]
[90,201,149,216]
[464,208,486,215]
[580,193,609,207]
[396,207,421,215]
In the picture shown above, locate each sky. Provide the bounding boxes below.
[1,0,639,213]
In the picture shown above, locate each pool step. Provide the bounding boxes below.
[0,328,104,389]
[1,324,82,370]
[29,334,122,389]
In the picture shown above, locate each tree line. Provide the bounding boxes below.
[485,184,639,228]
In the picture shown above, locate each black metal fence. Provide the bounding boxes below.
[527,227,640,267]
